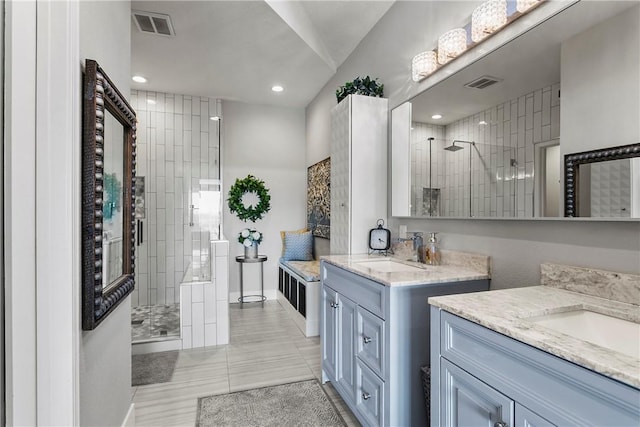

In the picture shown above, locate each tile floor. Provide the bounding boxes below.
[131,304,181,342]
[131,300,360,426]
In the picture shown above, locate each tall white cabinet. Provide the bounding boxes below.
[330,94,388,255]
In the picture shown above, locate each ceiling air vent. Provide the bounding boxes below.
[464,75,503,89]
[132,10,175,37]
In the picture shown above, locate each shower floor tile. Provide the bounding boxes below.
[132,304,180,342]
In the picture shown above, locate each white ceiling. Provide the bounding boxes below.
[130,0,394,108]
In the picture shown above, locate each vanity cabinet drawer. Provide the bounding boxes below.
[323,263,386,319]
[357,306,385,378]
[356,359,385,427]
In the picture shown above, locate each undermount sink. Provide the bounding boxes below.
[526,309,640,359]
[354,259,427,273]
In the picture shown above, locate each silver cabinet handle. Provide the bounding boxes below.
[362,392,371,400]
[494,422,508,427]
[363,336,372,344]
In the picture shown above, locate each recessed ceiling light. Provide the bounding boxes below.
[272,85,284,93]
[479,120,488,125]
[147,99,156,105]
[210,116,221,121]
[432,114,443,119]
[132,75,147,83]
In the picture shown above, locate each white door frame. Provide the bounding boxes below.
[4,0,80,424]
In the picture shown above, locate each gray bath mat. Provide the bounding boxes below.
[132,350,179,386]
[196,380,346,427]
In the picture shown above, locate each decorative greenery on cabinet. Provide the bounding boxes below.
[335,76,384,103]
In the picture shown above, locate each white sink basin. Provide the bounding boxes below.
[526,309,640,359]
[354,259,427,273]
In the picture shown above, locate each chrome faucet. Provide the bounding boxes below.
[399,232,424,262]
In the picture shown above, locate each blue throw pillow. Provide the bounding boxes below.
[283,231,314,261]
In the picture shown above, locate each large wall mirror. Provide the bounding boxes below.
[391,1,640,219]
[82,59,137,330]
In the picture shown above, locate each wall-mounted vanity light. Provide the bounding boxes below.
[412,51,438,82]
[438,28,468,65]
[411,0,542,82]
[517,0,540,13]
[471,0,508,43]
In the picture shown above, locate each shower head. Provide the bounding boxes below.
[444,140,475,152]
[444,144,464,152]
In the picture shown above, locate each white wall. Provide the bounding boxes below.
[79,1,133,426]
[561,5,640,154]
[222,101,307,300]
[305,1,640,289]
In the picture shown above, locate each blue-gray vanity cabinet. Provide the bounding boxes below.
[321,286,338,383]
[440,357,514,426]
[431,308,640,427]
[321,261,490,426]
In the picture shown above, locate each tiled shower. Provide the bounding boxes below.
[411,82,561,217]
[130,90,222,342]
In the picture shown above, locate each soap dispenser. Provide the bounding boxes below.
[426,232,440,266]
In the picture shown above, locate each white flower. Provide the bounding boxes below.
[238,227,262,245]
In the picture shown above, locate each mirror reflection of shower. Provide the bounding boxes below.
[444,140,475,217]
[444,139,475,152]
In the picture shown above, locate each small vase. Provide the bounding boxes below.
[244,242,258,259]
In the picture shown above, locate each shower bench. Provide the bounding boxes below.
[277,260,321,337]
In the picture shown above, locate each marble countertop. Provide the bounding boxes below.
[429,285,640,388]
[320,253,490,287]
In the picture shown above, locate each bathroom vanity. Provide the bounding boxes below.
[320,253,490,426]
[429,264,640,426]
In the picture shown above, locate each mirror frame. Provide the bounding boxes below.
[564,143,640,217]
[82,59,137,330]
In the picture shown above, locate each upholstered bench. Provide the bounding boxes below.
[277,259,321,337]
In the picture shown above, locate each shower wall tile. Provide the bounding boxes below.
[166,287,175,305]
[166,257,175,285]
[205,324,217,348]
[192,283,204,303]
[157,273,166,304]
[204,284,216,324]
[181,326,192,349]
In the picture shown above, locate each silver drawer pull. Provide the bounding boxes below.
[494,422,508,427]
[362,392,371,400]
[363,336,372,344]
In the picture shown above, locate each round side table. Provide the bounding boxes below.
[235,255,268,307]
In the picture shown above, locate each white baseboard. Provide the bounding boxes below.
[122,403,135,427]
[229,289,277,303]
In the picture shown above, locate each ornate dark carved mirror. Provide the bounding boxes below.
[564,143,640,217]
[82,59,137,330]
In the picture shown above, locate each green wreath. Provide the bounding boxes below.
[227,175,271,222]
